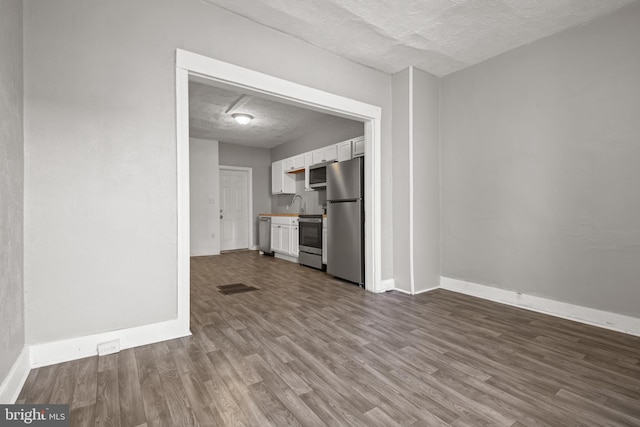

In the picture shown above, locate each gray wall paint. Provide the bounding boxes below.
[412,68,440,292]
[441,2,640,317]
[391,69,411,293]
[0,0,25,382]
[219,142,272,247]
[392,68,440,293]
[190,139,220,256]
[23,0,392,345]
[271,180,326,216]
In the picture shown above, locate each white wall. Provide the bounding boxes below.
[441,2,640,317]
[0,0,25,386]
[218,142,271,248]
[189,138,220,256]
[23,0,393,345]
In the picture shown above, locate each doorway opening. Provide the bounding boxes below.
[176,49,383,333]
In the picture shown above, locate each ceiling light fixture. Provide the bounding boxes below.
[232,113,253,125]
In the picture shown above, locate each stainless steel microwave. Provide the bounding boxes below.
[308,160,336,189]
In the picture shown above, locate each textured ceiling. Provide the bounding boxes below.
[203,0,638,76]
[189,81,360,148]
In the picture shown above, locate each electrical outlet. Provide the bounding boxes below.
[97,339,120,356]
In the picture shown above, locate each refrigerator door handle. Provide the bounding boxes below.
[328,198,362,203]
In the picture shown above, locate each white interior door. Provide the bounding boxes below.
[219,168,249,251]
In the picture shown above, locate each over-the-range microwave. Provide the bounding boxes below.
[308,160,336,189]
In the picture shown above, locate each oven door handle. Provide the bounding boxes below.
[299,218,323,223]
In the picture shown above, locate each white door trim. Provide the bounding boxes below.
[219,165,253,251]
[176,66,191,335]
[176,48,383,305]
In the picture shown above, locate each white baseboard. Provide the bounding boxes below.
[440,277,640,337]
[190,251,220,257]
[29,319,191,368]
[0,347,31,403]
[414,286,439,295]
[274,253,298,263]
[390,286,439,295]
[379,279,395,292]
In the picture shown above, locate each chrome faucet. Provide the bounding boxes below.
[287,194,305,213]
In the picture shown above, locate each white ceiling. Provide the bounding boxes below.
[189,81,360,148]
[203,0,637,76]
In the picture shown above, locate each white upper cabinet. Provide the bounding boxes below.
[312,145,338,164]
[272,160,295,194]
[283,154,305,172]
[293,154,305,170]
[283,157,294,172]
[271,160,283,194]
[352,136,365,157]
[337,140,352,162]
[274,136,363,194]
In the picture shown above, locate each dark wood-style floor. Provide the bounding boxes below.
[17,250,640,426]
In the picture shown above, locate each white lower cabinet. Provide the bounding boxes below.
[291,222,299,257]
[280,225,291,254]
[270,223,283,253]
[270,217,299,258]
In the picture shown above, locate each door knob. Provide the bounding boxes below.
[220,215,223,219]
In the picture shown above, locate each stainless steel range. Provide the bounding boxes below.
[298,214,324,270]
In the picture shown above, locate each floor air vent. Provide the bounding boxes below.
[217,283,260,295]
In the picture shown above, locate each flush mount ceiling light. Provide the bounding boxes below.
[232,113,253,125]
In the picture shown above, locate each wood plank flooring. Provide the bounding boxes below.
[17,250,640,426]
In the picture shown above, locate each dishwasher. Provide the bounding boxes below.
[258,216,274,255]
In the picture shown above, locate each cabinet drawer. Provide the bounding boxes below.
[271,216,298,226]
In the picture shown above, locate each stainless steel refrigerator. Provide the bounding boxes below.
[326,157,364,286]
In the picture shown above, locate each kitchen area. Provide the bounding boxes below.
[259,135,365,286]
[189,79,366,287]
